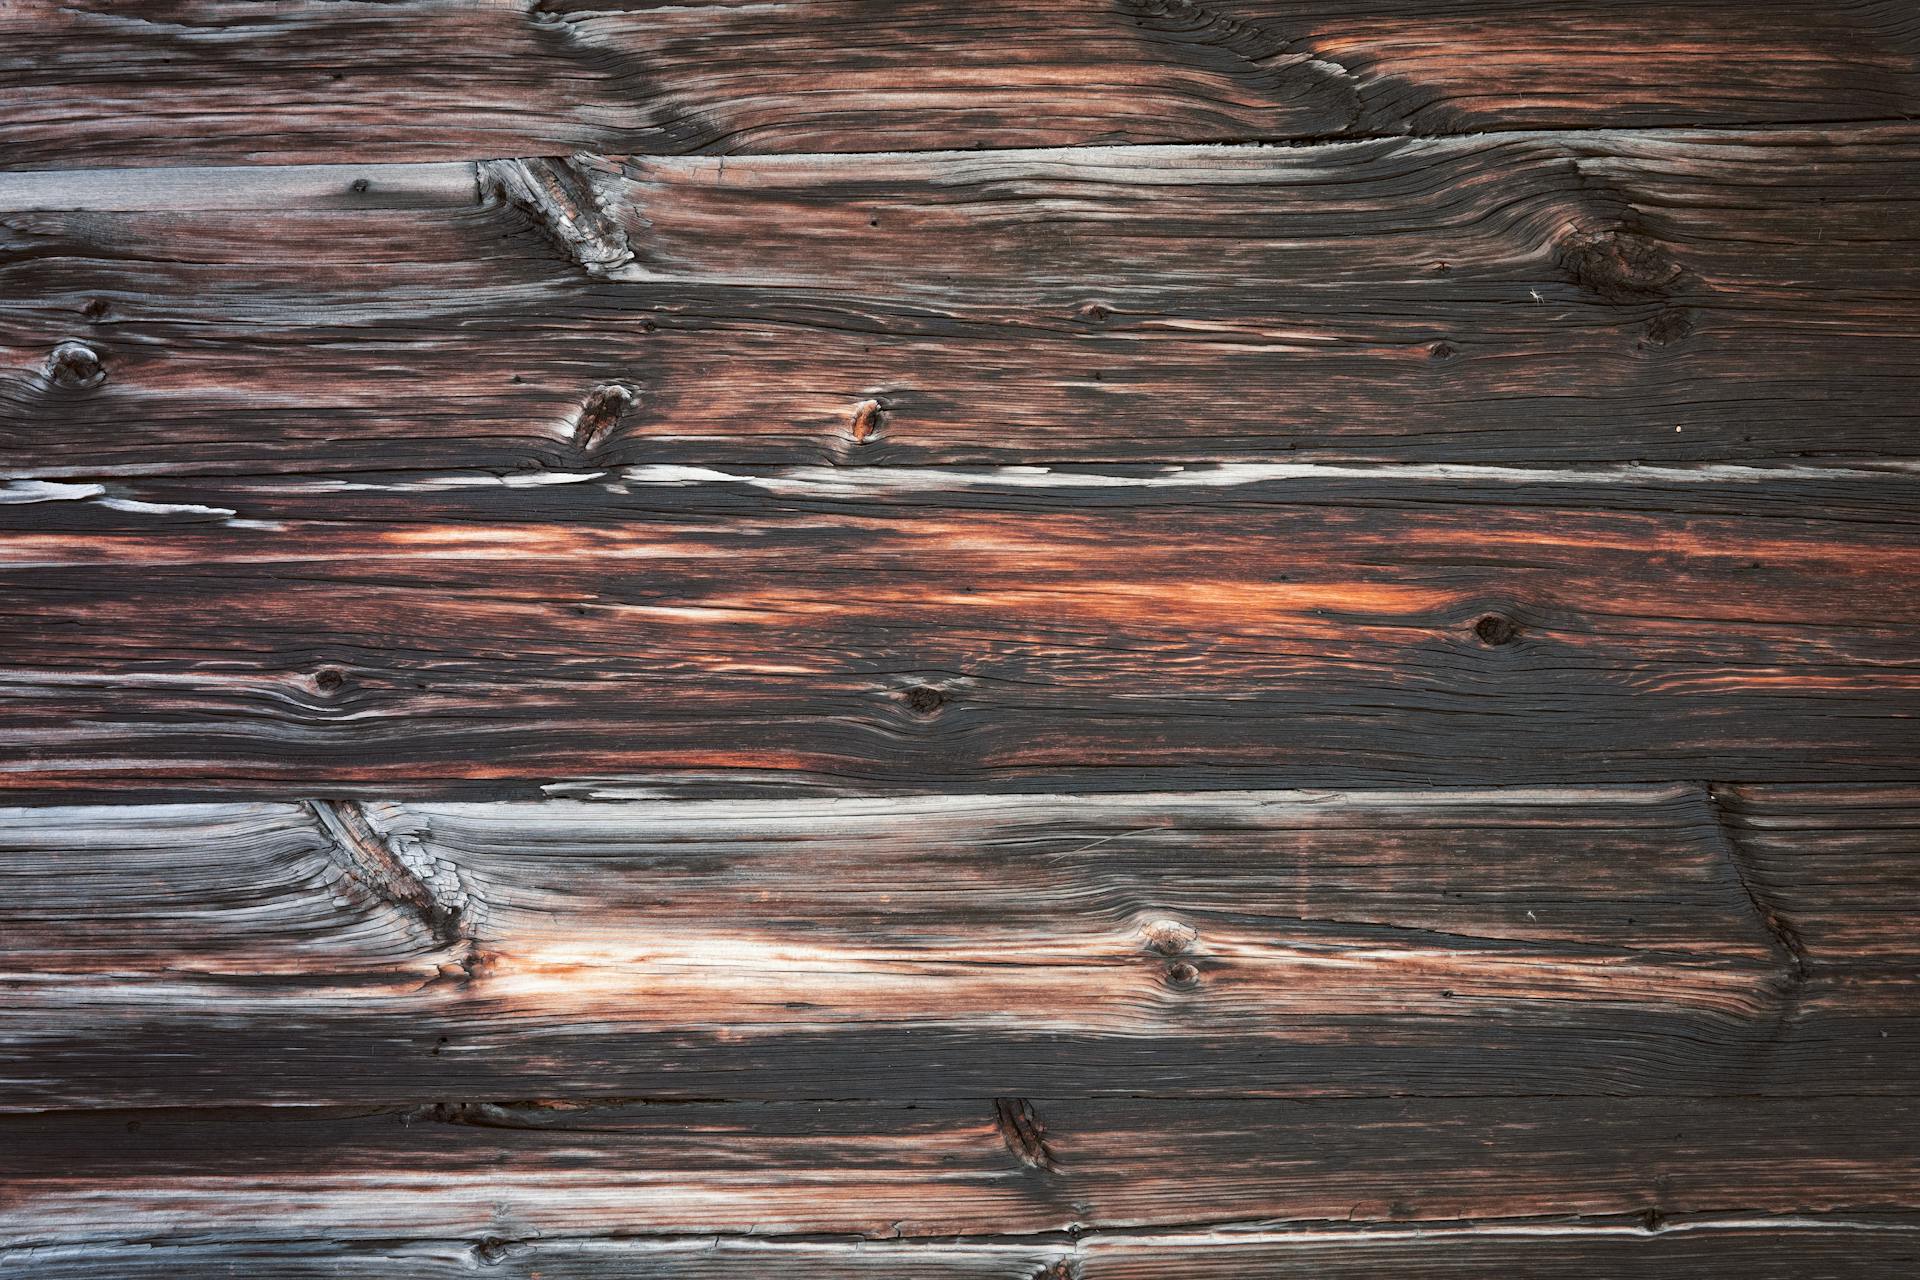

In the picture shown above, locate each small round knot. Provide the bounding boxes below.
[81,298,111,322]
[1428,340,1457,361]
[314,666,347,693]
[1473,613,1521,646]
[349,177,372,195]
[1141,919,1197,956]
[45,341,105,390]
[1165,961,1201,989]
[904,685,946,716]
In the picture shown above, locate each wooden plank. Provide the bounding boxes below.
[5,127,1919,476]
[14,1226,1920,1280]
[1,468,1917,794]
[4,1097,1916,1246]
[3,1,1917,168]
[2,787,1915,1107]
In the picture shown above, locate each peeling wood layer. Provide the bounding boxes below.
[5,127,1919,479]
[3,1,1919,166]
[1,787,1915,1107]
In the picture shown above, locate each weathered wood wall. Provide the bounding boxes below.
[3,3,1918,1276]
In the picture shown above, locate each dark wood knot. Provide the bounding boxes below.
[1641,306,1696,348]
[313,666,347,694]
[1166,961,1201,988]
[1558,229,1685,304]
[45,340,105,390]
[1474,613,1521,646]
[1428,340,1457,361]
[904,685,946,716]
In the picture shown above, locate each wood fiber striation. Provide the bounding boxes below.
[2,7,1918,1275]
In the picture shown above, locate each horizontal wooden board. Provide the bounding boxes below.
[4,127,1919,476]
[2,786,1915,1107]
[1,467,1917,793]
[4,1,1918,168]
[13,1225,1920,1280]
[4,1097,1917,1247]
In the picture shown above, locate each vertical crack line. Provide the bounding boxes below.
[476,156,635,278]
[994,1097,1060,1173]
[305,799,488,982]
[1702,783,1811,991]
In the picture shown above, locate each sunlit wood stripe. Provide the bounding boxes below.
[1,786,1914,1107]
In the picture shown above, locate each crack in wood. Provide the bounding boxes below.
[476,155,634,278]
[1702,783,1811,994]
[1120,0,1368,132]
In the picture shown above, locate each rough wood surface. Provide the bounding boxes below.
[5,1,1918,168]
[6,8,1920,1274]
[6,127,1920,478]
[2,786,1914,1107]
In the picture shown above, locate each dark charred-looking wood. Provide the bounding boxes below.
[3,2,1919,167]
[0,470,1916,792]
[2,787,1916,1108]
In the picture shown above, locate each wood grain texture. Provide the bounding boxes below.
[4,1096,1916,1245]
[2,786,1914,1107]
[3,0,1918,168]
[5,126,1920,477]
[1,467,1916,794]
[7,9,1920,1270]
